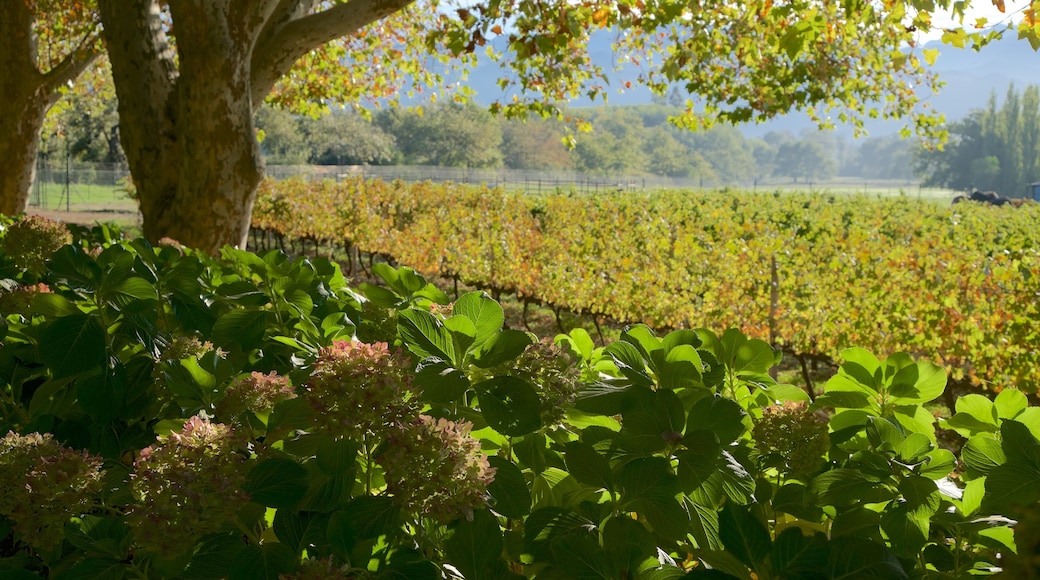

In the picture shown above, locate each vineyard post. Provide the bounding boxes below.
[769,254,779,381]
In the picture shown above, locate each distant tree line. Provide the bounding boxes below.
[914,84,1040,197]
[42,92,923,184]
[249,102,922,184]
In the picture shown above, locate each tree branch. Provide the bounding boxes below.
[250,0,415,105]
[41,33,102,107]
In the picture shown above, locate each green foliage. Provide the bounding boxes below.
[0,217,1035,578]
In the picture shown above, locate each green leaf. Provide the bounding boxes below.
[830,507,881,541]
[475,376,542,436]
[76,368,126,424]
[618,456,679,502]
[810,469,889,507]
[316,438,359,476]
[182,533,246,580]
[30,292,79,317]
[887,360,945,405]
[814,390,871,410]
[1001,419,1040,467]
[984,463,1040,512]
[602,516,656,574]
[101,277,158,311]
[452,291,505,349]
[549,532,615,578]
[39,313,106,378]
[228,543,297,580]
[564,441,614,492]
[686,396,746,445]
[827,537,907,579]
[330,495,401,540]
[769,528,829,579]
[880,504,929,559]
[398,309,456,364]
[994,389,1028,420]
[243,458,309,508]
[689,500,723,551]
[604,341,654,388]
[473,329,534,369]
[211,309,271,351]
[619,387,685,452]
[445,509,503,580]
[962,435,1005,475]
[558,327,595,361]
[719,502,771,571]
[733,338,776,375]
[918,448,956,480]
[487,456,532,518]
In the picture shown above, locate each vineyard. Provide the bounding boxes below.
[252,177,1040,395]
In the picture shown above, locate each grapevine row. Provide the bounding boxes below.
[251,177,1040,393]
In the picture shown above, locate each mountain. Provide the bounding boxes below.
[460,32,1040,139]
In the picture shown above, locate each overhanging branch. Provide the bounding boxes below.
[250,0,415,105]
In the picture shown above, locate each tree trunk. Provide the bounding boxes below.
[0,86,48,216]
[0,1,97,217]
[100,0,263,252]
[98,0,414,253]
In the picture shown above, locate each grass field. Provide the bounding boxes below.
[30,182,138,213]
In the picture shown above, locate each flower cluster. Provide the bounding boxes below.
[0,282,51,317]
[216,371,296,420]
[0,431,104,551]
[303,340,418,441]
[128,417,251,558]
[504,338,582,426]
[1,215,71,274]
[152,335,218,395]
[752,402,830,480]
[378,415,496,522]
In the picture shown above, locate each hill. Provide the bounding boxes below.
[461,32,1039,139]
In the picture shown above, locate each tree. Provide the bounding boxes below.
[305,109,397,166]
[501,118,572,171]
[774,140,837,183]
[0,0,102,215]
[914,84,1040,195]
[377,103,503,168]
[12,0,1029,250]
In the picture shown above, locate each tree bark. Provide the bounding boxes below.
[99,0,415,253]
[0,2,98,217]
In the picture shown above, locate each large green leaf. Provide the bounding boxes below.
[686,396,746,445]
[619,387,685,452]
[473,329,534,369]
[887,359,945,405]
[243,458,309,508]
[445,509,504,580]
[769,528,829,579]
[983,463,1040,512]
[398,309,456,364]
[564,441,614,493]
[487,456,532,518]
[39,313,107,378]
[602,516,656,575]
[827,537,907,579]
[228,543,297,580]
[452,291,505,349]
[475,376,542,436]
[961,435,1005,475]
[719,502,771,571]
[810,469,890,507]
[211,309,271,351]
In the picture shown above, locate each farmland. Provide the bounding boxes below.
[252,177,1040,396]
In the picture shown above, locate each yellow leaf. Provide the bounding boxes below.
[922,48,940,66]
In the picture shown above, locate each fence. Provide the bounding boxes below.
[27,161,952,212]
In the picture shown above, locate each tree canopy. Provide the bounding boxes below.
[5,0,1040,250]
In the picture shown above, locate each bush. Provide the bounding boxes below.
[0,218,1034,578]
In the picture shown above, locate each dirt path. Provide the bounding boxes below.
[27,207,142,229]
